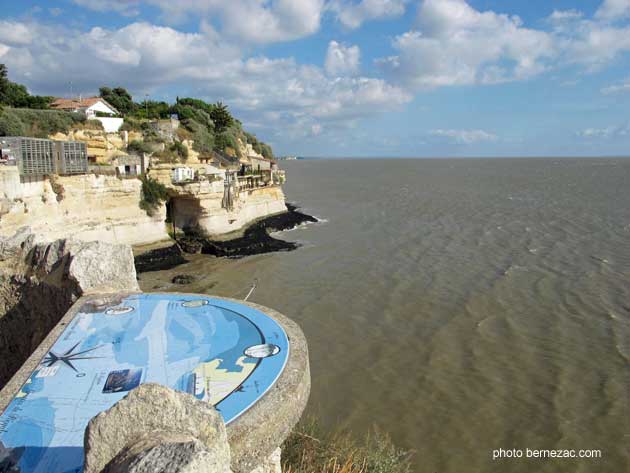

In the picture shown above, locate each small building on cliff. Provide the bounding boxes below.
[172,166,195,183]
[50,97,123,132]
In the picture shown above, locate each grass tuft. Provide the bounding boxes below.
[282,418,412,473]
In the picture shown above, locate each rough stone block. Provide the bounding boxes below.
[0,226,34,261]
[83,383,231,473]
[248,448,281,473]
[103,432,228,473]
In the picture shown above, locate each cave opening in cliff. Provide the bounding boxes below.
[167,196,204,238]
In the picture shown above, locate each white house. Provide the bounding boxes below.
[172,167,195,183]
[50,97,124,132]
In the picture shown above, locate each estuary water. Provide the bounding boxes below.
[139,158,630,473]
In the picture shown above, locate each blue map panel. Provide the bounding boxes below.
[0,293,289,473]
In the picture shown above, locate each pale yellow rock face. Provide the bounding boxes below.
[51,129,130,163]
[1,165,287,246]
[147,165,287,237]
[183,140,200,163]
[0,171,169,245]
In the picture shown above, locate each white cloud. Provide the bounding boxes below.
[430,129,498,144]
[378,0,630,89]
[595,0,630,21]
[75,0,405,35]
[1,20,410,141]
[380,0,555,88]
[578,123,630,138]
[546,5,630,69]
[330,0,407,29]
[555,20,630,69]
[601,79,630,94]
[72,0,325,44]
[325,41,361,76]
[0,21,34,46]
[549,9,584,22]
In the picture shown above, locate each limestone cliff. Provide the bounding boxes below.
[1,164,288,247]
[0,167,169,245]
[149,165,287,238]
[50,129,143,163]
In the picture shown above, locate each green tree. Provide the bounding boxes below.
[209,102,233,134]
[0,64,53,109]
[260,143,274,160]
[0,64,7,88]
[99,86,135,115]
[135,100,170,120]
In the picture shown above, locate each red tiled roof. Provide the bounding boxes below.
[50,97,118,113]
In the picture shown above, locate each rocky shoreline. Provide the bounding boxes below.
[134,203,318,272]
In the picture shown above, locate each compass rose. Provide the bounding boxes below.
[42,341,104,373]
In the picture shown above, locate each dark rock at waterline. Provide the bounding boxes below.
[172,274,195,285]
[177,238,203,254]
[134,204,317,264]
[134,244,187,273]
[183,203,318,259]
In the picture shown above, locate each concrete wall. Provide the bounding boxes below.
[0,168,50,200]
[94,117,124,133]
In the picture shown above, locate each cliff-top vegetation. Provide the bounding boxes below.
[0,64,273,159]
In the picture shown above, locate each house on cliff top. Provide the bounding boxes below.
[50,97,123,132]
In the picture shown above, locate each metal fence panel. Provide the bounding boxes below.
[56,141,88,174]
[13,138,56,176]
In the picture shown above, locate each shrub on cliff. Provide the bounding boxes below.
[171,141,188,161]
[0,108,25,136]
[245,131,274,159]
[81,119,104,131]
[1,108,84,138]
[120,117,143,132]
[182,119,214,154]
[127,139,153,155]
[139,176,169,216]
[282,419,412,473]
[214,132,239,155]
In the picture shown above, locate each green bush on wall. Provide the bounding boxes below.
[139,176,169,216]
[170,141,188,161]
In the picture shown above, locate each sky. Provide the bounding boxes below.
[1,0,630,157]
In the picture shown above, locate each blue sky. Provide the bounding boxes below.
[1,0,630,157]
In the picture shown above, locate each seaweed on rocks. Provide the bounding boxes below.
[172,274,195,285]
[134,244,187,273]
[134,204,318,264]
[183,203,318,259]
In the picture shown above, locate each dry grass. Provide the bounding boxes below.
[282,418,412,473]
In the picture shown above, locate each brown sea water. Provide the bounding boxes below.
[139,158,630,472]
